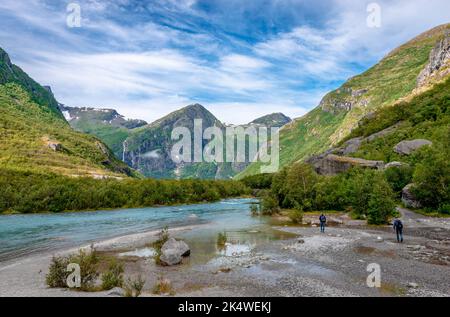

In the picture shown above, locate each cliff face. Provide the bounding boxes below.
[417,31,450,87]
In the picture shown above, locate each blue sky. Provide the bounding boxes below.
[0,0,449,124]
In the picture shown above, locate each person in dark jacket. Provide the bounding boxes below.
[319,214,327,233]
[393,219,404,243]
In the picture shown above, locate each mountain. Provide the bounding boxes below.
[59,105,147,157]
[249,113,291,128]
[121,104,291,179]
[237,23,450,179]
[123,104,224,179]
[0,47,135,178]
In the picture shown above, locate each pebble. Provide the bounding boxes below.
[408,282,419,289]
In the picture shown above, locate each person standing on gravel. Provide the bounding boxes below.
[393,219,404,243]
[319,214,327,233]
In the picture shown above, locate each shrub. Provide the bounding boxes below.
[260,194,279,215]
[124,275,146,297]
[217,231,228,248]
[46,256,70,288]
[367,176,397,225]
[288,208,304,224]
[250,203,259,216]
[46,246,99,291]
[152,275,174,295]
[152,227,169,265]
[412,146,449,211]
[384,165,413,197]
[101,259,124,290]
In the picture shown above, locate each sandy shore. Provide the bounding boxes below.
[1,209,449,297]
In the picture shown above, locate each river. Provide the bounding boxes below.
[0,198,269,262]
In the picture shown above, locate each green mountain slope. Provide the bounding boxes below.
[0,48,135,178]
[237,23,450,179]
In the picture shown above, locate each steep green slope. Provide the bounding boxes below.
[0,48,62,119]
[0,83,134,177]
[237,23,450,179]
[0,47,135,178]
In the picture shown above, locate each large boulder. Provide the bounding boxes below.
[402,184,422,209]
[159,238,190,266]
[307,154,384,175]
[385,161,407,169]
[394,139,432,155]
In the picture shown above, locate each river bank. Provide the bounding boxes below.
[0,202,449,297]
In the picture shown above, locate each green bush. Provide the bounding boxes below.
[101,259,124,290]
[384,165,413,197]
[46,256,70,288]
[217,231,228,248]
[367,176,397,224]
[250,203,259,216]
[288,209,304,224]
[46,246,99,291]
[412,146,449,211]
[260,194,279,215]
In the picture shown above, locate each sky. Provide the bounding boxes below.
[0,0,449,124]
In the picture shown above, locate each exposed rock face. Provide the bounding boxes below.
[320,87,369,114]
[417,31,450,87]
[159,238,191,266]
[394,139,432,155]
[307,154,384,175]
[402,184,422,209]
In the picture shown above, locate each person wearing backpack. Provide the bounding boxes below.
[393,219,404,243]
[319,214,327,233]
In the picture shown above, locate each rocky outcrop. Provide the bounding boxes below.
[394,139,432,155]
[47,141,63,152]
[307,154,384,175]
[320,87,369,114]
[402,184,422,209]
[385,161,407,169]
[159,238,191,266]
[417,31,450,87]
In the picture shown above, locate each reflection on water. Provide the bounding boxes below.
[219,243,252,257]
[118,247,156,258]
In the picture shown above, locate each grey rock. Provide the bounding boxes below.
[402,184,422,209]
[385,161,407,169]
[307,154,384,176]
[47,142,63,152]
[407,282,419,289]
[107,287,125,297]
[394,139,432,155]
[159,238,190,266]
